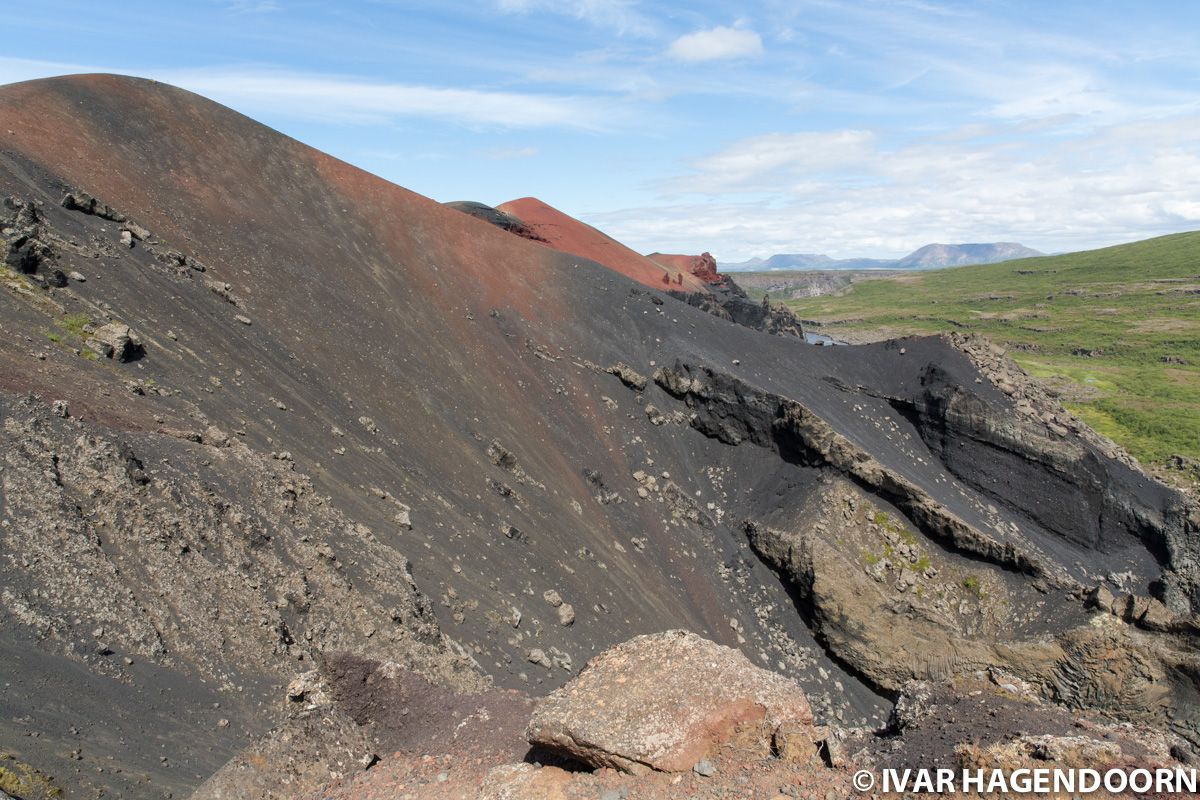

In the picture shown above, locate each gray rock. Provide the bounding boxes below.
[604,362,647,391]
[122,222,151,241]
[527,648,552,669]
[85,322,143,362]
[61,190,126,221]
[203,426,231,448]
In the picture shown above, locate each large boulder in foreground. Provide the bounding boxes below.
[526,630,815,774]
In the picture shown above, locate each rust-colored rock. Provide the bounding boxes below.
[647,251,723,284]
[477,763,573,800]
[526,630,814,774]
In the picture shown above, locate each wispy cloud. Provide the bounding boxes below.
[596,114,1200,259]
[672,130,875,192]
[174,70,616,129]
[495,0,654,36]
[666,26,764,62]
[0,57,617,130]
[223,0,282,13]
[478,145,539,160]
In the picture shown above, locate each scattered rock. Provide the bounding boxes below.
[190,705,374,800]
[203,426,231,448]
[477,763,571,800]
[122,221,151,241]
[286,670,330,708]
[61,190,126,221]
[604,362,647,391]
[773,722,822,764]
[205,279,239,305]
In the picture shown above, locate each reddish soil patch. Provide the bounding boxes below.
[498,197,709,294]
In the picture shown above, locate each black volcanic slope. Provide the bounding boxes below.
[0,75,1196,798]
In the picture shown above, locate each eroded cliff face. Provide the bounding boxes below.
[0,74,1196,799]
[668,281,807,338]
[647,358,1199,741]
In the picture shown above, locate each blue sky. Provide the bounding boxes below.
[3,1,1199,259]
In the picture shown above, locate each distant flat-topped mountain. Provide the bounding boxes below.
[720,242,1043,271]
[897,242,1044,268]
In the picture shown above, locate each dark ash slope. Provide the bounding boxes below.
[0,75,1195,798]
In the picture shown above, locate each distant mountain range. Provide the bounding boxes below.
[719,242,1043,271]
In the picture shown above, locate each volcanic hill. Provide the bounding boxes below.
[0,75,1197,799]
[494,196,708,292]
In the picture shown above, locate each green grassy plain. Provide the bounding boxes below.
[772,231,1200,466]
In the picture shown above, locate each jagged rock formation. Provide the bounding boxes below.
[0,74,1196,798]
[646,251,721,283]
[649,357,1199,737]
[667,279,806,337]
[644,251,810,337]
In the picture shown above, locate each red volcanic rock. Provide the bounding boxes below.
[443,200,548,243]
[497,197,709,294]
[526,630,816,774]
[647,251,724,284]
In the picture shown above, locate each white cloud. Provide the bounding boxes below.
[592,114,1200,260]
[0,58,614,130]
[0,56,97,86]
[675,131,875,192]
[175,70,613,129]
[478,146,539,160]
[667,26,764,62]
